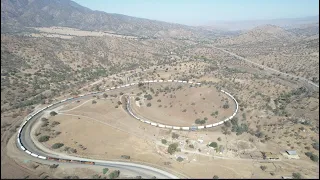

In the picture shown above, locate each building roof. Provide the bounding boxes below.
[286,150,297,155]
[263,152,279,159]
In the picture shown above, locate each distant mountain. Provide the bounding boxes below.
[205,16,319,31]
[286,23,319,37]
[1,0,213,38]
[215,24,297,46]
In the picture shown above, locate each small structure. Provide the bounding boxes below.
[262,152,279,160]
[282,150,299,159]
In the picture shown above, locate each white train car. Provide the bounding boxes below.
[178,80,183,83]
[198,126,205,129]
[25,150,32,155]
[106,88,110,91]
[139,119,144,122]
[144,121,151,124]
[173,126,180,130]
[182,81,187,83]
[38,156,46,160]
[158,124,165,128]
[31,153,38,158]
[173,80,178,82]
[110,87,115,90]
[150,122,157,126]
[130,83,136,86]
[165,125,173,129]
[212,123,219,127]
[196,83,201,85]
[182,127,190,130]
[188,81,193,84]
[205,124,213,128]
[159,80,164,82]
[20,145,26,151]
[144,80,149,83]
[167,80,173,82]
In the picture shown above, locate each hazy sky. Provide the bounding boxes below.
[73,0,319,25]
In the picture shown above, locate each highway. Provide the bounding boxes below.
[19,91,180,179]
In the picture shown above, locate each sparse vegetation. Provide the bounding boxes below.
[38,135,50,142]
[52,143,64,149]
[167,143,179,155]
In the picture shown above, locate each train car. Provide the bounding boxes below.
[167,80,173,82]
[196,83,201,85]
[198,126,205,129]
[38,156,46,160]
[31,153,38,158]
[70,159,81,164]
[159,80,164,82]
[144,121,151,124]
[212,123,219,127]
[173,80,178,82]
[165,125,173,129]
[120,85,125,88]
[25,150,32,155]
[182,127,190,130]
[139,119,144,122]
[205,124,213,128]
[130,83,136,86]
[188,81,193,84]
[20,145,26,151]
[182,81,187,83]
[47,157,59,161]
[150,122,157,126]
[178,80,183,83]
[158,124,165,128]
[82,161,95,165]
[190,126,198,131]
[59,159,70,163]
[173,126,180,130]
[110,87,115,90]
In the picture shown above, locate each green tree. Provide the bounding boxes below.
[50,111,57,116]
[209,142,218,148]
[167,143,179,155]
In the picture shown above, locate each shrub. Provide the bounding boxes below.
[161,139,167,144]
[213,175,219,179]
[135,97,140,101]
[157,99,161,102]
[217,137,221,141]
[52,143,64,149]
[92,100,97,104]
[115,105,119,108]
[172,133,179,139]
[177,157,184,162]
[52,121,60,126]
[38,135,50,142]
[189,144,194,148]
[312,142,319,150]
[117,101,122,105]
[119,92,124,95]
[121,155,130,159]
[50,164,59,169]
[209,142,218,148]
[50,111,57,116]
[109,170,120,179]
[292,172,301,179]
[167,143,179,155]
[195,119,206,124]
[260,166,267,171]
[103,93,108,98]
[147,103,152,107]
[182,109,187,112]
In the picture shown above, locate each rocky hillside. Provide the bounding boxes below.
[1,0,211,38]
[215,25,297,46]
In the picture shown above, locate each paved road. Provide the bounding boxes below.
[213,46,319,88]
[19,92,180,179]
